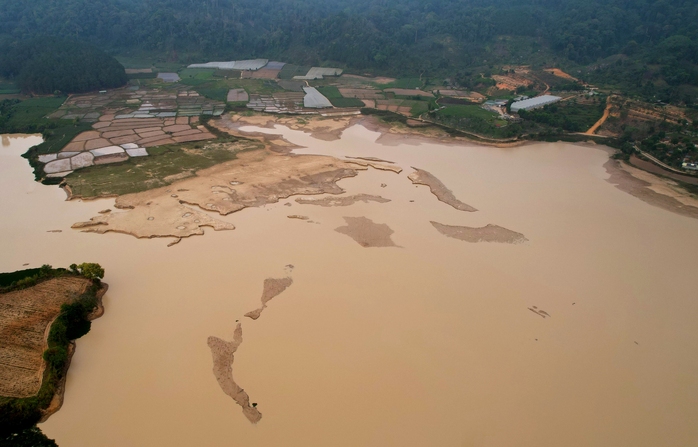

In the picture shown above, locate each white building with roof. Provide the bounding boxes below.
[511,95,561,113]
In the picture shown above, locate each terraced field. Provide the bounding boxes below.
[0,277,92,398]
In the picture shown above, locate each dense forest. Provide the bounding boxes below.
[0,39,127,94]
[0,0,696,101]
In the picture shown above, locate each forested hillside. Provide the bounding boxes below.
[0,0,696,101]
[0,39,127,94]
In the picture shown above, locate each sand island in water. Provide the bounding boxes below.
[207,324,262,424]
[408,167,477,212]
[335,216,399,248]
[295,194,390,207]
[245,277,294,320]
[431,221,528,244]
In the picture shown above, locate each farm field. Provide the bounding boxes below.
[54,85,225,121]
[2,97,67,128]
[375,98,429,117]
[315,86,364,107]
[0,277,92,398]
[0,81,20,95]
[64,138,261,198]
[520,100,606,133]
[436,104,500,120]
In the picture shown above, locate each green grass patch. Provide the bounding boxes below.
[379,78,423,90]
[1,97,66,128]
[195,78,280,96]
[212,69,242,78]
[179,69,215,85]
[153,62,184,72]
[127,72,157,80]
[0,81,20,94]
[519,100,605,133]
[316,86,342,99]
[196,87,229,102]
[64,139,261,198]
[316,86,363,107]
[408,101,429,117]
[437,105,498,120]
[278,64,311,80]
[328,97,365,107]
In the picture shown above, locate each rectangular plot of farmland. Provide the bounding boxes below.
[158,73,179,82]
[226,89,248,103]
[294,67,343,80]
[339,88,384,99]
[244,68,282,79]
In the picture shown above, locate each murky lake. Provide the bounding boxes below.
[2,127,698,446]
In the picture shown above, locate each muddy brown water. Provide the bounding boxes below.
[2,130,698,446]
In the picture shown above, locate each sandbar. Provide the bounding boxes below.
[409,168,477,212]
[207,324,262,424]
[245,277,293,320]
[296,194,390,207]
[335,216,399,248]
[431,221,528,244]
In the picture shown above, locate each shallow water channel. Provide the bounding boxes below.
[2,128,698,446]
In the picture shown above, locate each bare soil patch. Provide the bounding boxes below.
[73,150,388,242]
[544,68,578,81]
[491,74,533,91]
[0,277,92,398]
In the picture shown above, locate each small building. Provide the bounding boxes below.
[511,95,561,113]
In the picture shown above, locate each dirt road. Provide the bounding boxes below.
[585,98,613,135]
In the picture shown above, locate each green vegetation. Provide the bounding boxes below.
[0,97,66,129]
[519,100,606,133]
[0,38,126,94]
[0,267,45,289]
[0,97,93,178]
[0,264,105,438]
[0,80,19,95]
[315,86,342,99]
[65,138,261,198]
[430,105,533,139]
[196,87,229,103]
[0,426,57,446]
[315,86,364,107]
[278,65,311,80]
[436,105,498,120]
[407,100,429,117]
[380,78,423,90]
[328,97,365,107]
[178,69,215,85]
[0,0,694,104]
[126,72,157,80]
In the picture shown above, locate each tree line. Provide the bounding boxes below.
[0,38,127,94]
